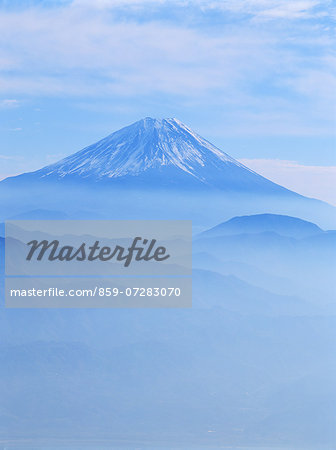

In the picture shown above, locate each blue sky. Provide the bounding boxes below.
[0,0,335,203]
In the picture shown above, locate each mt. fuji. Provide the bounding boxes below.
[37,117,241,181]
[5,117,291,193]
[0,117,335,227]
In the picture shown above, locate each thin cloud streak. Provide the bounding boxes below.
[240,158,336,206]
[0,98,20,108]
[72,0,331,21]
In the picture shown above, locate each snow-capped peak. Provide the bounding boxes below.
[37,117,247,181]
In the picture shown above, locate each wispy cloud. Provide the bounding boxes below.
[0,153,22,160]
[72,0,331,21]
[240,158,336,206]
[0,98,20,108]
[0,0,334,136]
[0,10,281,96]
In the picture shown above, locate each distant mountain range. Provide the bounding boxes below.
[193,213,335,307]
[0,211,335,444]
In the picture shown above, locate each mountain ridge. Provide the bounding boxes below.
[32,117,254,181]
[1,117,295,195]
[199,213,323,239]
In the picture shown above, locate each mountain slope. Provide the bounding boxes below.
[37,117,240,180]
[2,117,294,194]
[199,213,323,239]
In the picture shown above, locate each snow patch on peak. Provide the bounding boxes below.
[36,117,252,181]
